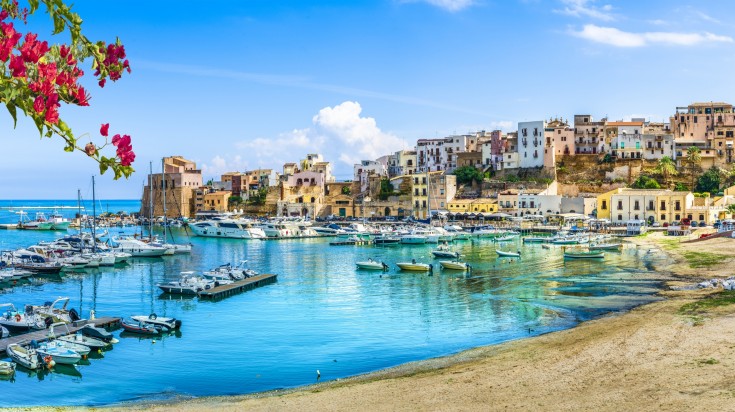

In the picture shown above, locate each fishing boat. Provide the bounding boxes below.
[6,343,39,370]
[0,360,15,375]
[120,318,159,335]
[17,211,53,230]
[131,313,181,332]
[355,258,388,270]
[563,250,605,259]
[396,261,433,271]
[588,243,622,251]
[496,249,521,258]
[439,260,470,271]
[48,210,72,230]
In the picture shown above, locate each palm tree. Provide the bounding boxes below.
[686,146,702,189]
[654,156,677,186]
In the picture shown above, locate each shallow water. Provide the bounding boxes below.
[0,201,666,406]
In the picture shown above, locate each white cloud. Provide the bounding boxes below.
[555,0,615,21]
[695,10,720,24]
[200,154,251,179]
[400,0,475,12]
[572,24,734,47]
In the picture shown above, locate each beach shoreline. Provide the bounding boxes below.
[15,231,735,411]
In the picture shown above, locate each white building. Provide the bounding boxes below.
[416,134,477,173]
[354,160,387,194]
[518,121,545,168]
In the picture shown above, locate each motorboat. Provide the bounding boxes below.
[190,218,266,239]
[496,249,521,258]
[15,261,64,274]
[35,340,82,365]
[588,243,622,251]
[0,360,15,375]
[0,303,46,333]
[431,246,459,259]
[120,318,159,335]
[31,297,82,325]
[157,272,214,295]
[355,258,388,270]
[439,260,470,271]
[493,234,518,242]
[80,324,117,343]
[564,250,605,259]
[396,261,433,271]
[373,235,401,245]
[131,313,182,332]
[203,261,257,282]
[522,236,548,243]
[109,236,167,257]
[6,343,40,370]
[58,331,109,351]
[0,324,8,338]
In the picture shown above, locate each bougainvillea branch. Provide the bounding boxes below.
[0,0,134,178]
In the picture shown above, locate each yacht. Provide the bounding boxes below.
[109,236,167,257]
[189,218,266,239]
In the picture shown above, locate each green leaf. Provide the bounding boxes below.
[29,0,40,13]
[53,14,65,35]
[99,162,109,175]
[5,104,17,128]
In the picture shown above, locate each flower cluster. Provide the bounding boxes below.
[100,123,135,167]
[95,43,130,88]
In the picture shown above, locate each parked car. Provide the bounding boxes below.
[699,220,707,227]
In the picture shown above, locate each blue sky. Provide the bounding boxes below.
[2,0,735,199]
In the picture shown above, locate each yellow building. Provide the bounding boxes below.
[411,172,457,218]
[448,198,498,213]
[595,188,624,220]
[202,191,231,213]
[598,188,696,224]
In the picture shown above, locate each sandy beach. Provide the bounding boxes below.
[15,231,735,412]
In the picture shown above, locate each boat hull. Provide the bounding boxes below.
[496,249,521,258]
[356,261,385,270]
[439,261,468,270]
[564,252,605,259]
[396,263,432,271]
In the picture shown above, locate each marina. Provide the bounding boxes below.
[0,317,120,356]
[198,273,278,300]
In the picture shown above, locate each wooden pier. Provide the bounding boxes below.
[198,274,277,300]
[0,316,120,356]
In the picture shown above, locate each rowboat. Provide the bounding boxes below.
[588,243,622,251]
[120,318,159,335]
[396,262,433,271]
[439,260,470,271]
[564,250,605,259]
[496,249,521,258]
[356,259,387,270]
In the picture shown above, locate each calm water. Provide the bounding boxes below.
[0,200,669,406]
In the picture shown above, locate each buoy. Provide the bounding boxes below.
[152,340,156,344]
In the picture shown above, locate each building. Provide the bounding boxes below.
[671,102,735,167]
[202,190,231,213]
[598,188,694,225]
[387,150,417,177]
[456,151,483,169]
[545,118,575,158]
[140,156,203,219]
[411,172,457,218]
[416,134,477,173]
[447,198,498,214]
[573,115,605,155]
[323,182,354,218]
[518,121,545,168]
[354,160,387,194]
[560,196,596,216]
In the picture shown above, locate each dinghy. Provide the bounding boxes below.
[439,260,470,271]
[396,261,433,271]
[0,360,14,376]
[355,258,388,270]
[6,343,40,370]
[131,313,182,332]
[495,249,521,258]
[120,318,159,335]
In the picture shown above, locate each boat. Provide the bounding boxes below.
[0,361,15,376]
[31,297,82,325]
[80,324,118,343]
[493,234,518,242]
[131,313,182,332]
[496,249,521,258]
[48,210,72,230]
[355,258,388,270]
[564,250,605,259]
[522,236,548,243]
[17,211,54,230]
[47,322,91,357]
[35,340,82,365]
[399,232,428,244]
[203,261,257,282]
[0,303,46,333]
[120,318,159,335]
[431,246,459,259]
[0,324,8,338]
[588,243,622,251]
[396,261,433,271]
[373,235,401,245]
[190,218,267,239]
[109,235,167,257]
[438,260,470,270]
[6,343,40,370]
[157,272,214,295]
[58,331,109,350]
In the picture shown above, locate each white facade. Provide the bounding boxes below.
[416,134,476,173]
[388,150,417,177]
[518,194,562,216]
[518,121,545,168]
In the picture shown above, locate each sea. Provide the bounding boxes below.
[0,200,669,407]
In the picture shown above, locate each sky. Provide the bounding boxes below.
[2,0,735,199]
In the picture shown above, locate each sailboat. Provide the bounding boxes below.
[152,159,192,254]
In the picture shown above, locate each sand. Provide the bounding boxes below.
[17,231,735,412]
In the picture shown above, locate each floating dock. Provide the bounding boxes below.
[0,317,120,356]
[198,274,277,300]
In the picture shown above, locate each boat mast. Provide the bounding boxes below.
[149,161,153,241]
[426,168,431,221]
[162,157,167,243]
[77,189,81,228]
[92,176,97,252]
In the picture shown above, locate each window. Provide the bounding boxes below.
[634,200,640,210]
[675,201,681,211]
[422,177,426,184]
[694,116,698,123]
[422,201,426,208]
[661,214,665,220]
[422,189,427,196]
[602,200,607,210]
[617,200,623,210]
[618,214,622,221]
[699,214,704,221]
[660,201,666,210]
[414,189,418,195]
[648,200,654,211]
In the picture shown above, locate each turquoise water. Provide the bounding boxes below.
[0,200,668,406]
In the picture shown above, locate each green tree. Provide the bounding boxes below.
[631,175,660,189]
[728,203,735,216]
[686,146,702,188]
[341,185,351,195]
[695,166,721,194]
[378,178,396,200]
[453,166,484,185]
[654,156,677,186]
[674,182,688,191]
[1,0,134,178]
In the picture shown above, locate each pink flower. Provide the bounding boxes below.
[111,133,120,146]
[33,96,44,114]
[100,123,109,137]
[44,106,59,124]
[9,54,25,77]
[98,78,106,88]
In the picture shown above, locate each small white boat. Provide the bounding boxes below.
[7,343,40,370]
[356,259,388,270]
[496,249,521,258]
[564,250,605,259]
[58,332,109,350]
[439,260,470,271]
[396,261,433,271]
[522,236,548,243]
[588,243,622,251]
[0,360,15,375]
[493,234,518,242]
[431,247,459,259]
[36,340,82,365]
